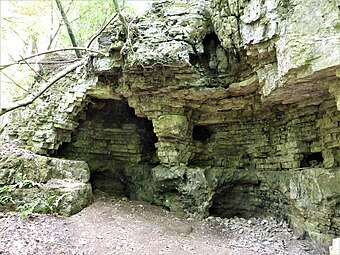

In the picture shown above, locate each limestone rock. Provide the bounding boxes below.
[0,154,90,184]
[0,153,91,216]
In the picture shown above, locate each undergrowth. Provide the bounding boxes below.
[0,174,59,218]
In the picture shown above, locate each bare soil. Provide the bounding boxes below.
[0,194,328,255]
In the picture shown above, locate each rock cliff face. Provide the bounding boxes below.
[1,0,339,246]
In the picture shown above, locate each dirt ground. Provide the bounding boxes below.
[0,194,328,255]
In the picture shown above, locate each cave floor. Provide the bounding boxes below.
[0,193,327,255]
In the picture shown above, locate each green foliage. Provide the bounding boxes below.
[1,0,51,54]
[15,173,39,189]
[17,194,57,219]
[0,174,57,218]
[69,0,116,46]
[13,173,54,218]
[0,173,39,207]
[1,0,138,105]
[0,185,14,205]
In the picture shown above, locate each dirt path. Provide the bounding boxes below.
[0,195,327,255]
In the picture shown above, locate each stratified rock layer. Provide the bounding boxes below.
[1,0,339,247]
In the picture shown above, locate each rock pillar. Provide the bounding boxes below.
[152,114,192,166]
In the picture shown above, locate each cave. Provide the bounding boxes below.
[58,98,158,196]
[202,32,220,65]
[189,33,221,68]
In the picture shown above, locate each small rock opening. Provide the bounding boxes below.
[58,98,158,196]
[189,32,221,79]
[209,182,265,219]
[90,168,130,196]
[300,152,324,167]
[200,32,222,72]
[192,125,212,142]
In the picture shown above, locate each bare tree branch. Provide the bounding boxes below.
[19,54,47,82]
[1,71,29,92]
[112,0,135,56]
[0,47,107,71]
[0,58,87,116]
[8,27,29,48]
[47,19,63,50]
[87,13,118,48]
[23,59,81,65]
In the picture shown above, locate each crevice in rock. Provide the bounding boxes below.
[202,32,220,71]
[192,125,212,142]
[189,32,223,86]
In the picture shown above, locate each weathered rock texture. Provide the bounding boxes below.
[1,0,339,247]
[0,153,91,216]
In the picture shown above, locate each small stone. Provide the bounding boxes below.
[261,219,269,225]
[207,216,214,221]
[215,217,222,222]
[302,245,310,251]
[262,240,272,245]
[252,247,259,252]
[79,238,88,245]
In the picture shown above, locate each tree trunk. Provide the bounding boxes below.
[113,0,128,36]
[55,0,81,58]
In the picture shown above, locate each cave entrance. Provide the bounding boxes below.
[58,98,158,196]
[209,181,265,219]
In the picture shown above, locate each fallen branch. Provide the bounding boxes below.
[17,59,81,65]
[0,58,87,116]
[0,47,107,71]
